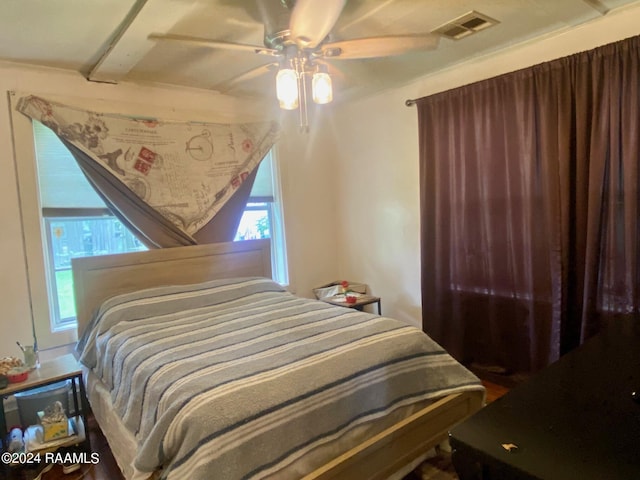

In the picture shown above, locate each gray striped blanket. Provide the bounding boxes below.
[77,277,483,480]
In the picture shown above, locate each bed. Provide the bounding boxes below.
[72,239,484,480]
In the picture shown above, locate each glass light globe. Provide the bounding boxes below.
[276,68,299,110]
[312,72,333,104]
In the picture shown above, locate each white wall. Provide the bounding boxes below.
[329,3,640,328]
[276,110,340,298]
[0,62,339,358]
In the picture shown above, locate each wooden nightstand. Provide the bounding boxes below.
[0,354,91,466]
[321,294,382,315]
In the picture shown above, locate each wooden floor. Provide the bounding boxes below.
[41,380,509,480]
[482,379,510,403]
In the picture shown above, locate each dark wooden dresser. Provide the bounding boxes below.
[450,316,640,480]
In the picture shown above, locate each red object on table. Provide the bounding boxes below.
[7,368,29,383]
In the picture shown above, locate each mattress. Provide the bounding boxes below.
[84,365,144,480]
[85,365,441,480]
[77,277,483,480]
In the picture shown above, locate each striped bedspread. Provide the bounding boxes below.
[77,277,483,480]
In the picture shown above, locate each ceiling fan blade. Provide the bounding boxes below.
[216,62,279,91]
[148,33,279,56]
[289,0,346,49]
[320,34,440,59]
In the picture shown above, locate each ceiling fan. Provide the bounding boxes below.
[149,0,440,130]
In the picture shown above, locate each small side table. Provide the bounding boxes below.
[0,354,91,459]
[322,295,382,315]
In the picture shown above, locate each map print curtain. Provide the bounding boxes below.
[17,95,280,247]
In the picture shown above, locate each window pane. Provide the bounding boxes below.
[234,204,271,241]
[55,269,75,321]
[45,216,147,325]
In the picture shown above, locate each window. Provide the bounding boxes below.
[234,150,288,285]
[28,120,287,347]
[44,216,146,327]
[33,121,148,331]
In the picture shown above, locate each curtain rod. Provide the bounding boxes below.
[405,98,417,107]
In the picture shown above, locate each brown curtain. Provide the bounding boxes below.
[418,35,640,375]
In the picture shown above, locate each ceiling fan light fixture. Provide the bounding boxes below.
[276,67,299,110]
[312,71,333,104]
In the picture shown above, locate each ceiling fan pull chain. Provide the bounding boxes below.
[298,70,310,133]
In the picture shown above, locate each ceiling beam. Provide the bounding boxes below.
[581,0,610,16]
[88,0,198,84]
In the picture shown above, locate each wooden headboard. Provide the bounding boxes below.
[71,239,271,337]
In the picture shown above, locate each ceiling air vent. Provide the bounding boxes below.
[434,11,499,40]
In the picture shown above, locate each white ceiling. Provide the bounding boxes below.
[0,0,638,106]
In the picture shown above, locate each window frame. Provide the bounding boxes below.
[42,211,148,329]
[262,150,291,288]
[11,96,288,349]
[12,100,74,349]
[251,150,288,286]
[41,209,112,332]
